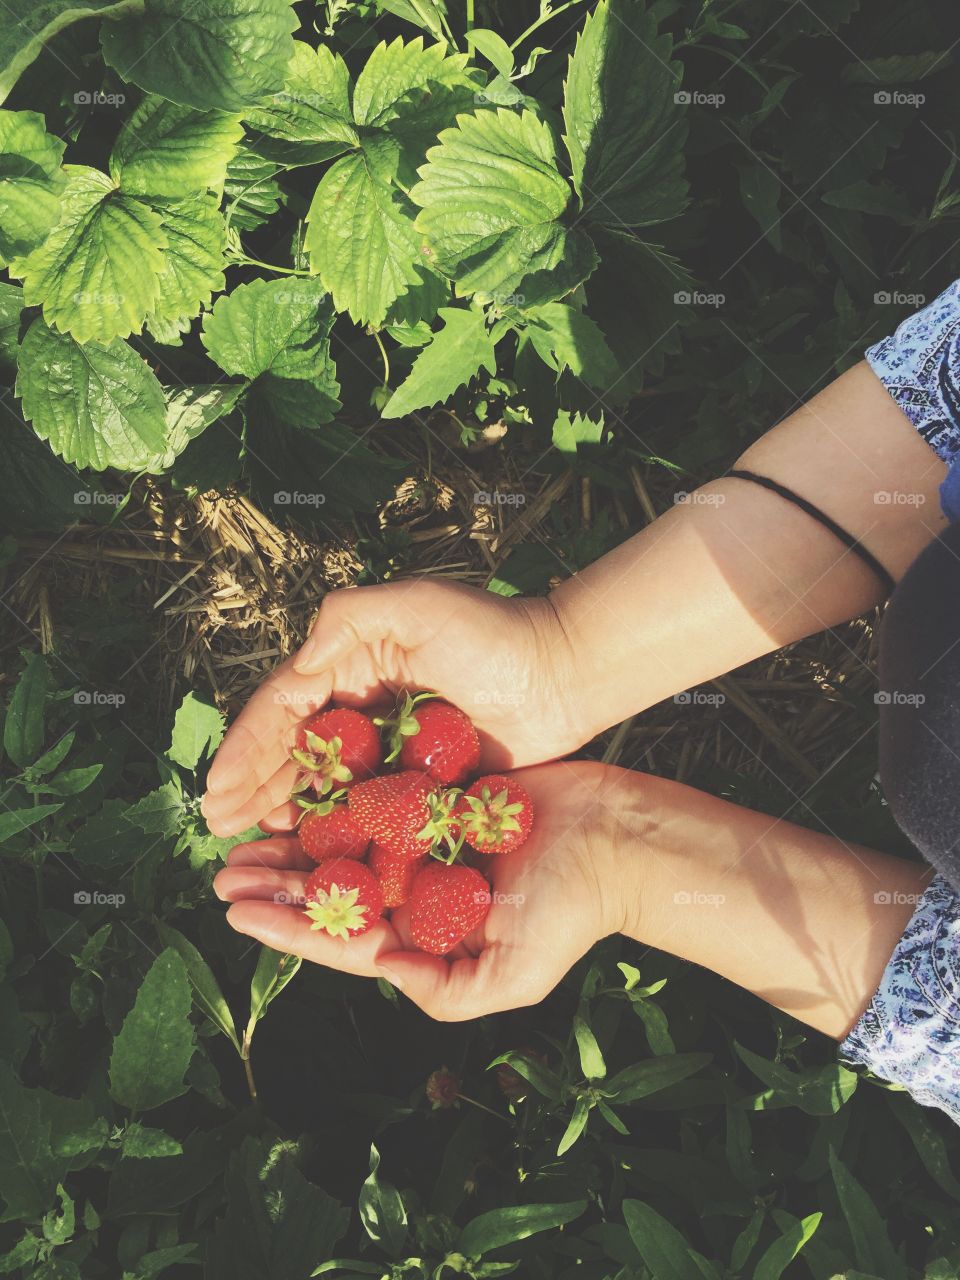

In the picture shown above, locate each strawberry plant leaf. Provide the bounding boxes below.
[167,691,225,771]
[16,166,168,343]
[562,0,688,227]
[0,0,141,102]
[457,1200,587,1257]
[244,41,358,164]
[101,0,298,112]
[109,949,196,1112]
[16,318,169,471]
[412,108,595,304]
[526,302,620,390]
[145,196,228,346]
[305,141,430,329]
[0,109,66,259]
[622,1199,721,1280]
[156,922,240,1051]
[110,96,242,198]
[203,277,341,427]
[223,147,284,231]
[162,383,243,459]
[382,306,497,418]
[353,36,479,150]
[0,281,23,377]
[2,651,49,766]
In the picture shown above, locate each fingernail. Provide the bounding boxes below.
[292,642,322,674]
[379,966,405,992]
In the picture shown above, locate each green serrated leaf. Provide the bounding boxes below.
[168,691,225,770]
[412,108,593,303]
[144,196,227,344]
[224,147,283,230]
[109,949,196,1112]
[110,96,242,197]
[382,306,496,418]
[17,318,168,471]
[161,383,242,463]
[244,41,358,159]
[526,301,620,389]
[16,166,167,343]
[354,36,478,143]
[0,109,66,259]
[101,0,298,112]
[562,0,688,226]
[0,281,23,377]
[306,140,428,328]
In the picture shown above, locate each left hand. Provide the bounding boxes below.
[213,761,632,1019]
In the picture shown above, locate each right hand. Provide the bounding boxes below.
[202,580,585,837]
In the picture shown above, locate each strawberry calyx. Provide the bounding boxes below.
[374,690,439,763]
[459,785,523,846]
[417,785,465,862]
[292,731,353,794]
[304,884,371,939]
[293,787,348,815]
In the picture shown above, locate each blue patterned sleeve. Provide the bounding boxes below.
[866,279,960,466]
[840,875,960,1125]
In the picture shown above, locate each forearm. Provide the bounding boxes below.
[603,767,931,1039]
[550,362,947,740]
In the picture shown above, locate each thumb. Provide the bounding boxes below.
[293,583,432,674]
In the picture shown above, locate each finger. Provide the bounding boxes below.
[202,759,302,836]
[293,583,433,675]
[259,800,302,832]
[204,657,333,797]
[225,837,313,871]
[213,865,309,904]
[226,901,400,977]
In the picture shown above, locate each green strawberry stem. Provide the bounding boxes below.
[374,689,440,762]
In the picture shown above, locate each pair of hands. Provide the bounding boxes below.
[204,581,629,1019]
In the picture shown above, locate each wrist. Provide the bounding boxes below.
[513,592,596,754]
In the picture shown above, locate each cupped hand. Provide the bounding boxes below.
[202,580,583,837]
[212,761,631,1020]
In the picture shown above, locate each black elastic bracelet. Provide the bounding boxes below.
[727,468,896,597]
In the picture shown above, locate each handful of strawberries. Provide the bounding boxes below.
[288,693,533,956]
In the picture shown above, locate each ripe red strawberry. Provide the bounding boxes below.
[303,858,383,939]
[369,842,427,908]
[298,804,369,863]
[348,770,461,861]
[408,862,491,956]
[458,775,533,854]
[292,707,381,795]
[377,693,480,785]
